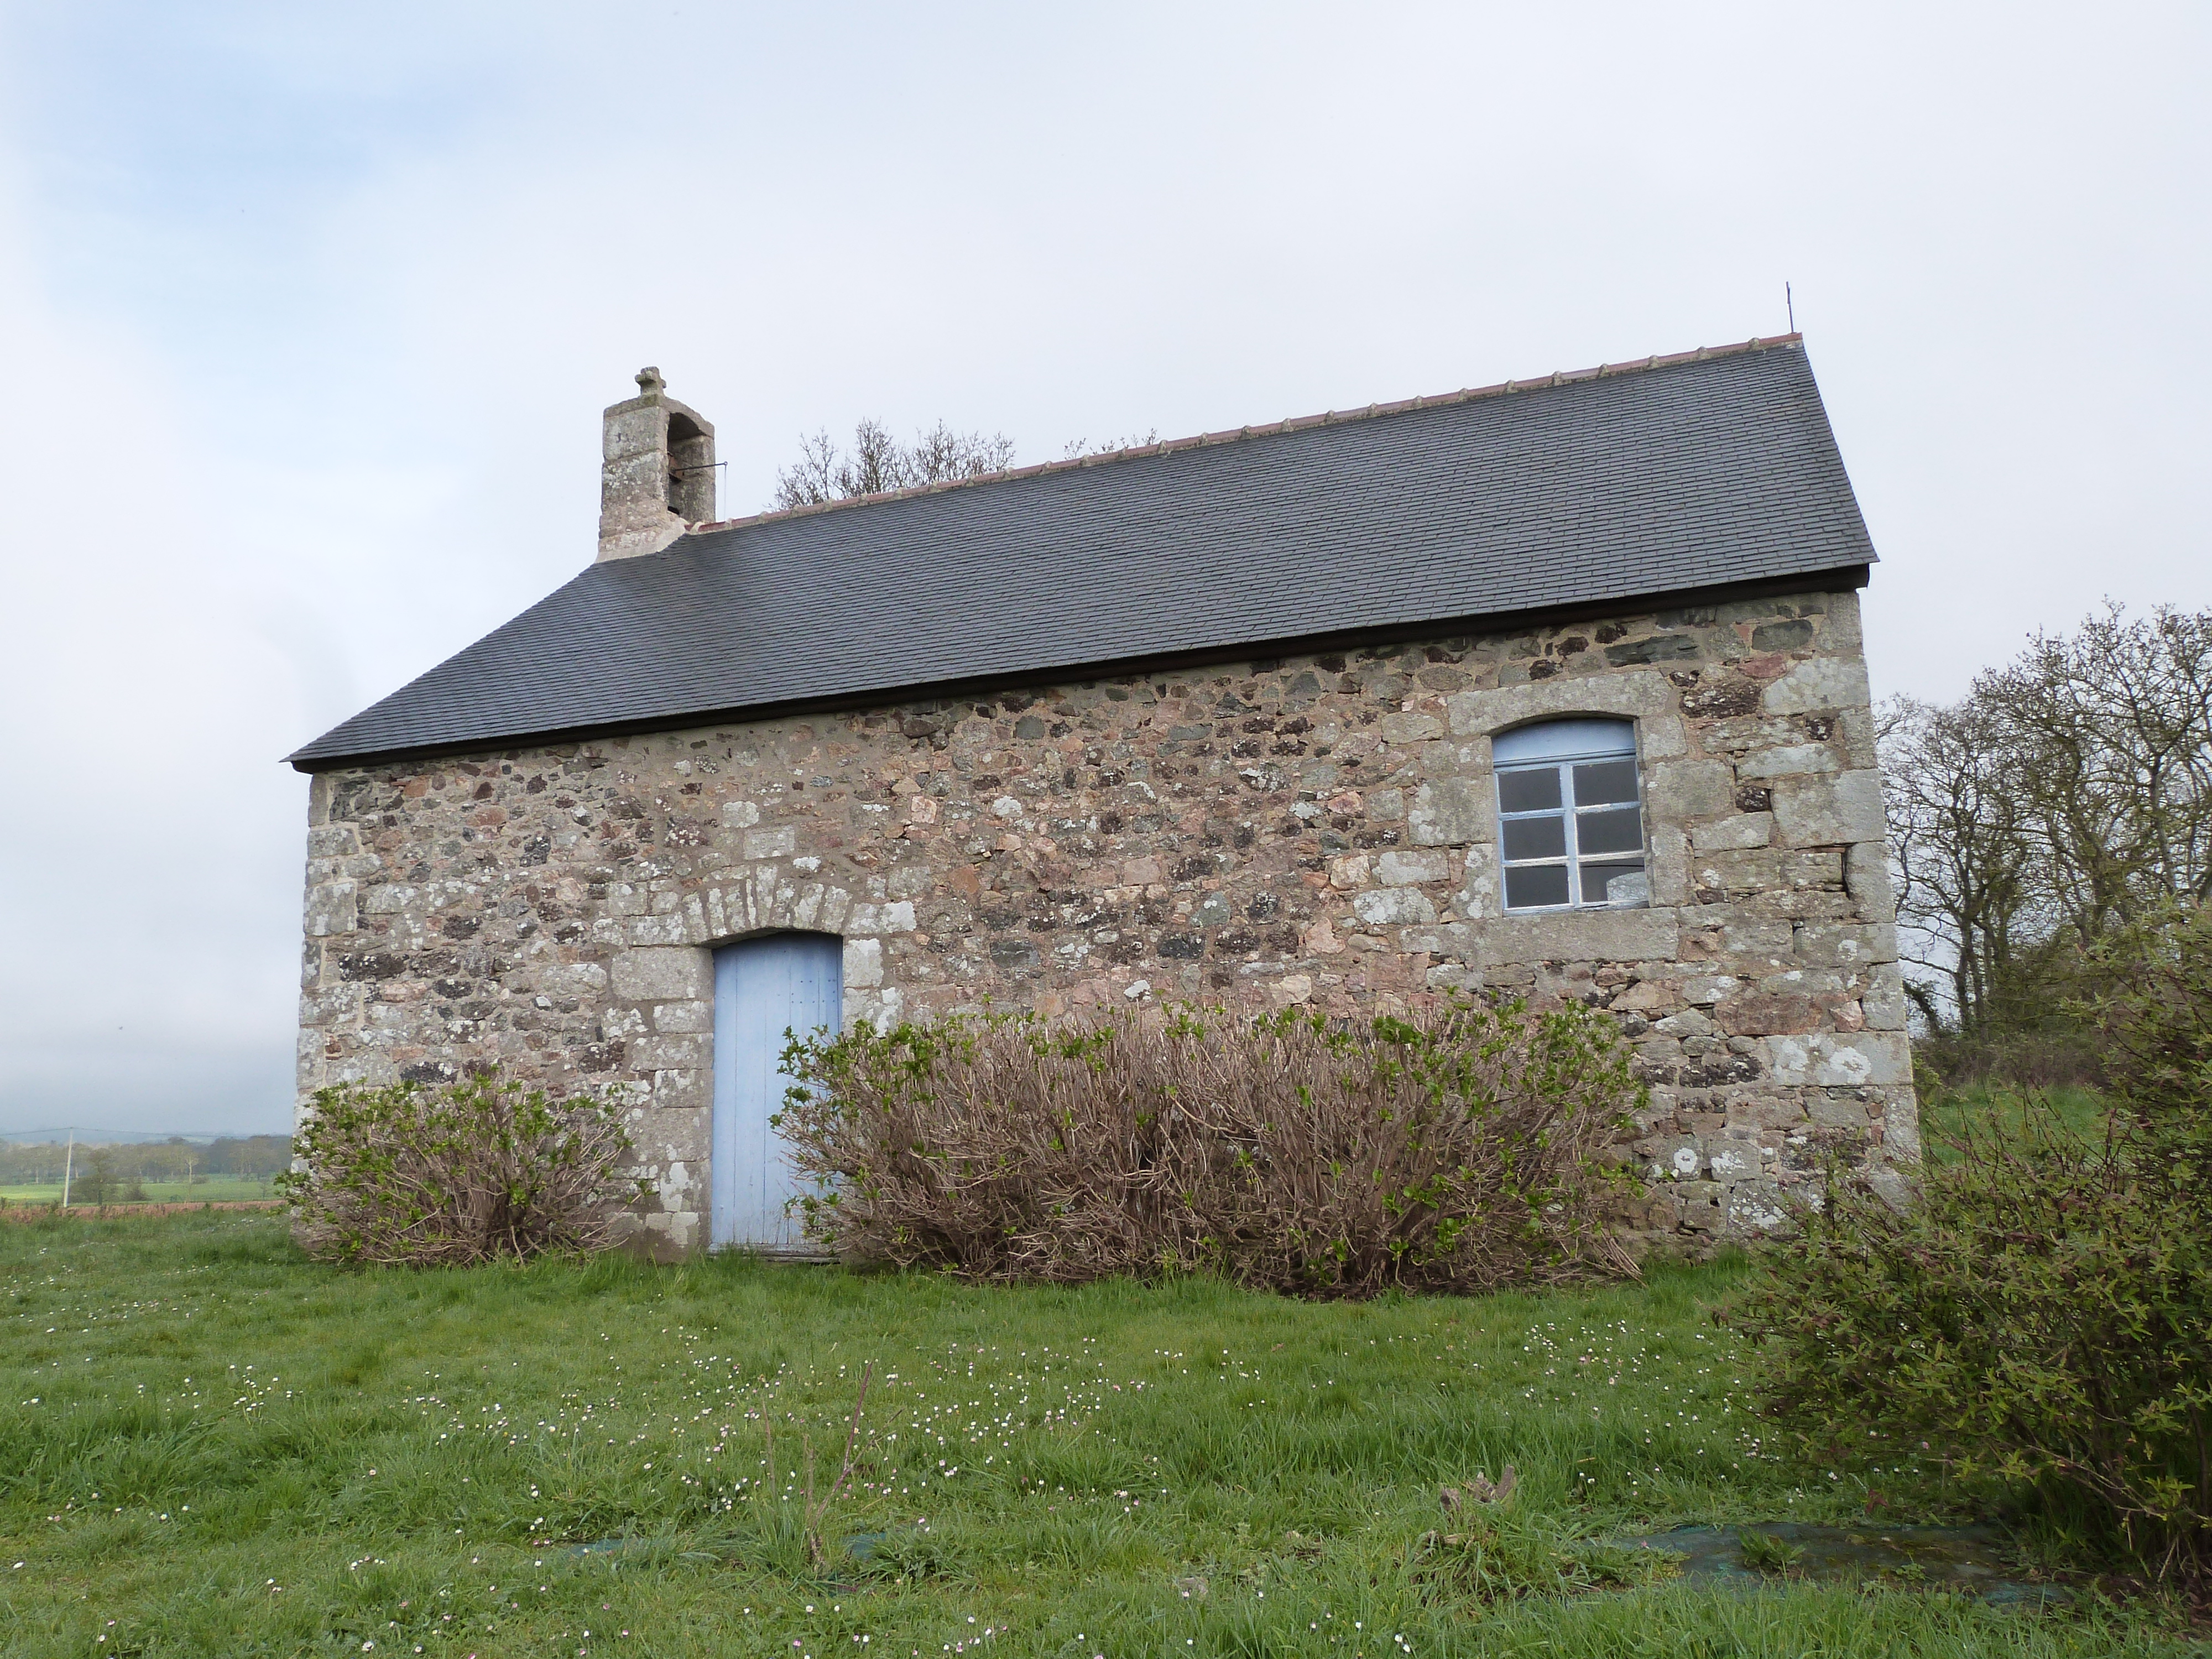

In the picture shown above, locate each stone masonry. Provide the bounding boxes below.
[299,588,1915,1259]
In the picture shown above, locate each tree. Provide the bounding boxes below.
[79,1148,143,1205]
[1061,430,1158,460]
[772,419,1016,510]
[1879,603,2212,1079]
[1979,605,2212,938]
[1880,693,2039,1039]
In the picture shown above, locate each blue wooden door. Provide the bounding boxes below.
[712,932,842,1250]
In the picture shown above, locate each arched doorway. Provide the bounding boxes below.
[711,932,842,1250]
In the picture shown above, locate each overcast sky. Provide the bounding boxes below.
[0,3,2205,1138]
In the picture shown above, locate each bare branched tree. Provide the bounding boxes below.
[1881,694,2039,1039]
[771,419,1016,510]
[1978,605,2212,937]
[1879,603,2212,1076]
[1061,429,1159,460]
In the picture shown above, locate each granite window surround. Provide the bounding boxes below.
[1442,667,1709,926]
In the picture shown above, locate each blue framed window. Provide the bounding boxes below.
[1493,718,1648,912]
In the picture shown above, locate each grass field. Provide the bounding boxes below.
[1919,1084,2113,1157]
[0,1180,277,1208]
[2,1212,2194,1657]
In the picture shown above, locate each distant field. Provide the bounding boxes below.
[0,1178,276,1206]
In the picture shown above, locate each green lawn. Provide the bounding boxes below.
[1919,1085,2114,1161]
[0,1214,2188,1658]
[0,1180,277,1208]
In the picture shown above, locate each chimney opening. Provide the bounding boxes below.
[666,411,715,521]
[598,368,716,561]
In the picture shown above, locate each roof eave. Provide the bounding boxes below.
[286,560,1872,774]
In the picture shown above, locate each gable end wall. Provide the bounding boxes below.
[297,587,1913,1260]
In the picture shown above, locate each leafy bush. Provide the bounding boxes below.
[1729,901,2212,1584]
[76,1149,148,1206]
[773,998,1643,1297]
[2089,901,2212,1115]
[1412,1508,1671,1601]
[1909,1026,2105,1092]
[279,1073,648,1266]
[1736,1528,1805,1574]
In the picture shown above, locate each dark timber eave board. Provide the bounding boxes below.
[289,564,1869,774]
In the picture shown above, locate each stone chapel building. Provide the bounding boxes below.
[289,337,1916,1260]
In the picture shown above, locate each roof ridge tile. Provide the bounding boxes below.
[687,333,1804,537]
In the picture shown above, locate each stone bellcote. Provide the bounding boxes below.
[597,367,717,562]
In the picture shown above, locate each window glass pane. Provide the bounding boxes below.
[1581,860,1648,906]
[1576,805,1644,855]
[1494,718,1636,766]
[1501,816,1566,862]
[1497,766,1561,814]
[1505,864,1572,909]
[1573,758,1639,806]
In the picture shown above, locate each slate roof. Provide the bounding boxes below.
[289,335,1875,771]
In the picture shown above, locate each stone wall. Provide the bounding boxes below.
[298,586,1915,1258]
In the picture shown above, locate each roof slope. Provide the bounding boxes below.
[291,337,1875,770]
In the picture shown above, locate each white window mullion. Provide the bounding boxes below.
[1558,758,1582,902]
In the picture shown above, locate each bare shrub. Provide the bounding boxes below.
[775,999,1642,1297]
[279,1074,649,1266]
